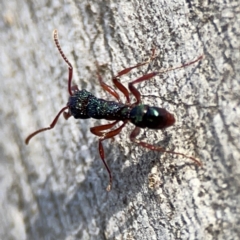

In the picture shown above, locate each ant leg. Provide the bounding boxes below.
[112,48,157,104]
[129,72,159,104]
[90,121,128,191]
[114,48,156,78]
[95,62,121,102]
[95,49,156,103]
[90,121,119,136]
[112,77,130,104]
[25,106,69,144]
[53,30,74,96]
[130,127,202,166]
[128,55,204,105]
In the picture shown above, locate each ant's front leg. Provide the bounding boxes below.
[25,106,69,144]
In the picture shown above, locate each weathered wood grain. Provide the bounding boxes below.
[0,0,239,239]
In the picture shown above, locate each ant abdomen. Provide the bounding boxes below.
[129,105,175,129]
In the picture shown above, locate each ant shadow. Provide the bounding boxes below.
[26,132,197,239]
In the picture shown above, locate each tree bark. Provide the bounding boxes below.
[0,0,239,239]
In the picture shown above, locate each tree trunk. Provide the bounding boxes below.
[1,0,239,239]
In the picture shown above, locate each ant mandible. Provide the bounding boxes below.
[25,30,203,191]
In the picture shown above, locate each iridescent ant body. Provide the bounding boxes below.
[68,89,174,128]
[25,30,202,191]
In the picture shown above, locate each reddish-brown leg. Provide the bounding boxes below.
[90,121,119,136]
[25,106,69,144]
[95,62,121,101]
[128,55,204,105]
[112,48,157,104]
[114,48,156,78]
[112,78,131,104]
[129,72,159,104]
[90,121,128,191]
[130,127,202,166]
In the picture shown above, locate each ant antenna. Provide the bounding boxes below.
[53,29,73,96]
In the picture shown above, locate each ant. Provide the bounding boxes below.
[25,30,203,191]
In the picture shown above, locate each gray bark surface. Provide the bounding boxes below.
[0,0,239,239]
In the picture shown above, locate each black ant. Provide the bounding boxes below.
[25,30,203,191]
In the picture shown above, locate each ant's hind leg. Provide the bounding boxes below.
[130,127,202,167]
